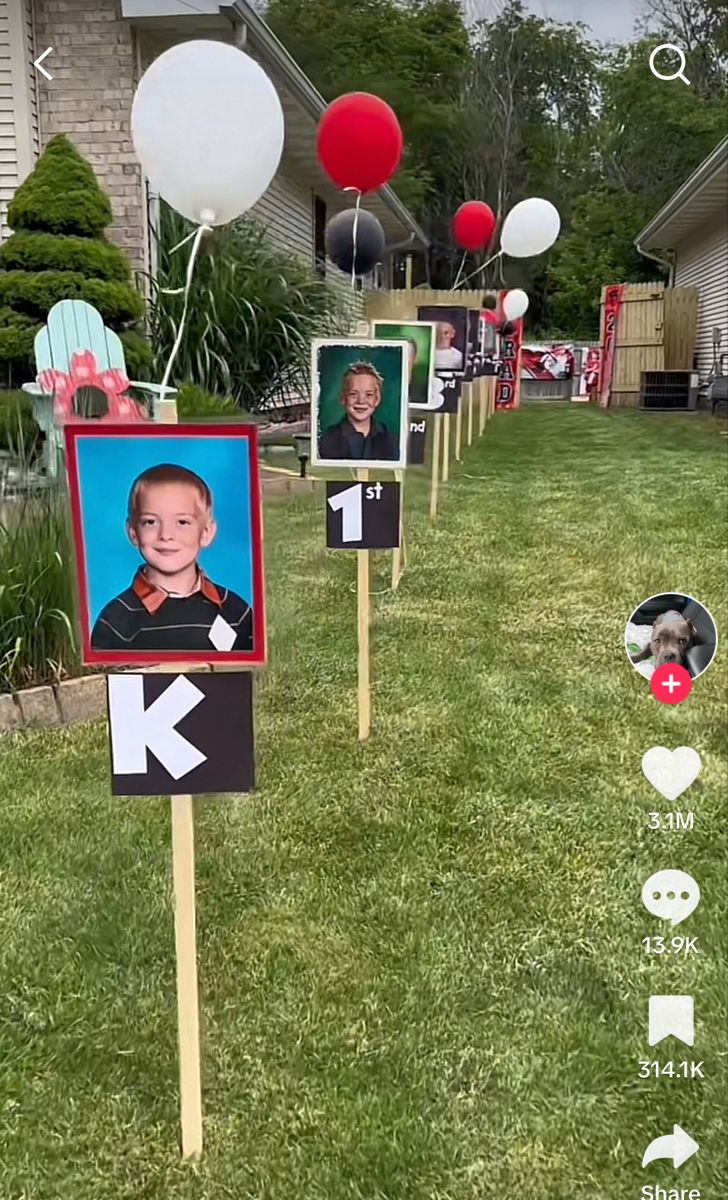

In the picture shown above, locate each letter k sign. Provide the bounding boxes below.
[106,672,255,797]
[109,674,207,780]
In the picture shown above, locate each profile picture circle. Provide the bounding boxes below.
[625,592,718,681]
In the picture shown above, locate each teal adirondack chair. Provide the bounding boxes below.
[22,300,176,477]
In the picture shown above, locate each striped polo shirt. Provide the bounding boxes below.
[91,568,254,653]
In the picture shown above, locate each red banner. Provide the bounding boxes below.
[521,344,575,381]
[598,284,624,407]
[496,290,522,409]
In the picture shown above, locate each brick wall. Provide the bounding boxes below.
[33,0,147,275]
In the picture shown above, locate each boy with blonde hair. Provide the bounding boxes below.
[91,463,253,652]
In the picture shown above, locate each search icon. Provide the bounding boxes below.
[649,43,691,85]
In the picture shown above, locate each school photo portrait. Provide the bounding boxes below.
[371,320,436,410]
[64,424,266,667]
[416,305,469,375]
[311,338,409,470]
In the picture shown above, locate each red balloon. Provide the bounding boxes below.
[452,201,497,252]
[317,93,403,194]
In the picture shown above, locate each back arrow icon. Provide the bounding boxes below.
[642,1124,699,1169]
[33,47,53,80]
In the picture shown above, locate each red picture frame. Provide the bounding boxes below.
[64,423,266,668]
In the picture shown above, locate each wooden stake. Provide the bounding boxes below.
[158,392,203,1161]
[172,793,203,1160]
[442,413,450,483]
[357,468,371,741]
[479,380,487,435]
[429,413,441,521]
[455,397,463,462]
[391,468,403,591]
[467,384,474,446]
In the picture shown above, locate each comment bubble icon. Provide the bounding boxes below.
[642,869,700,926]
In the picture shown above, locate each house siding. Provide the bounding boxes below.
[250,161,313,261]
[0,0,38,240]
[674,212,728,384]
[33,0,147,273]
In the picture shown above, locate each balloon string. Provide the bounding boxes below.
[456,249,502,291]
[157,222,211,410]
[451,251,467,290]
[351,190,362,290]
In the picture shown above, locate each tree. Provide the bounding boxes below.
[599,36,727,205]
[0,135,150,387]
[265,0,470,215]
[543,187,657,338]
[454,2,600,307]
[640,0,728,83]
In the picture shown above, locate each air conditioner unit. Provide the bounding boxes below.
[639,370,699,411]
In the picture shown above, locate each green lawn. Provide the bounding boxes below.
[1,404,726,1200]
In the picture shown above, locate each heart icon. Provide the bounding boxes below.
[641,747,701,802]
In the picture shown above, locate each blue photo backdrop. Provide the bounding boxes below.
[74,432,254,626]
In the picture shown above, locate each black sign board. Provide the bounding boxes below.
[408,416,428,465]
[326,481,400,550]
[107,671,254,796]
[432,373,462,414]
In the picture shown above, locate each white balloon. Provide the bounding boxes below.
[131,41,284,226]
[500,198,561,258]
[503,289,529,321]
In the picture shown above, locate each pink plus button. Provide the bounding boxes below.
[651,663,692,704]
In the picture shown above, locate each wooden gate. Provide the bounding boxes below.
[600,282,697,407]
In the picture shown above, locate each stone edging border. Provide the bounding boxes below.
[0,675,106,735]
[0,665,214,737]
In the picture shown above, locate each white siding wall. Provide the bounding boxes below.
[249,159,313,261]
[674,213,728,383]
[0,0,37,241]
[0,0,16,238]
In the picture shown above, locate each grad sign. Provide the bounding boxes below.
[326,481,400,550]
[311,338,409,470]
[416,305,468,377]
[371,320,436,411]
[495,295,523,409]
[64,423,266,667]
[107,671,254,796]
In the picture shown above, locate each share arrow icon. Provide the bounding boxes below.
[642,1125,699,1169]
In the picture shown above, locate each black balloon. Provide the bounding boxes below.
[501,320,517,336]
[325,208,386,276]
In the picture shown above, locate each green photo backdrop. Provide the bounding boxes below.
[373,322,434,409]
[316,341,406,447]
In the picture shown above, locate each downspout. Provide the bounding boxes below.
[635,242,676,286]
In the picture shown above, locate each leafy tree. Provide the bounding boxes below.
[543,187,657,338]
[265,0,470,214]
[454,2,600,299]
[0,135,150,387]
[598,36,727,205]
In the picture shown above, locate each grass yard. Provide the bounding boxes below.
[1,403,726,1200]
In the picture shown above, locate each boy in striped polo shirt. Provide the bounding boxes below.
[91,463,253,653]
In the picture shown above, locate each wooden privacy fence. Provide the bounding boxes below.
[600,282,698,407]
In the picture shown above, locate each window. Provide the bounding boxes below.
[313,194,327,278]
